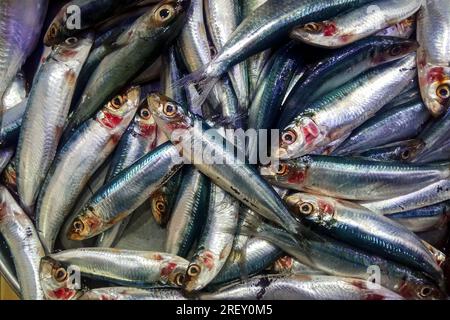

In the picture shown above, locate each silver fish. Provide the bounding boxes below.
[78,287,187,300]
[200,274,403,300]
[0,186,45,300]
[36,87,140,252]
[184,184,239,292]
[417,0,450,116]
[16,34,94,214]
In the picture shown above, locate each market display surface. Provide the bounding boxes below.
[0,0,450,300]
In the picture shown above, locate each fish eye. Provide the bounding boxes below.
[389,45,403,56]
[156,4,175,22]
[163,103,177,117]
[298,202,314,215]
[419,286,433,298]
[49,24,59,37]
[187,264,201,277]
[156,200,166,213]
[72,219,85,233]
[275,164,288,176]
[436,84,450,99]
[111,95,125,109]
[174,273,185,286]
[401,150,411,160]
[303,22,322,33]
[53,267,68,282]
[65,37,78,46]
[282,130,297,145]
[139,108,152,120]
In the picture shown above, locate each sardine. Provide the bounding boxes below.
[184,184,239,292]
[36,87,140,252]
[16,34,94,214]
[416,0,450,116]
[79,287,187,300]
[0,186,45,300]
[291,0,421,48]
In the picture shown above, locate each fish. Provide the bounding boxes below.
[66,142,184,241]
[181,0,378,106]
[277,54,417,158]
[165,166,210,257]
[248,42,303,131]
[243,219,445,299]
[148,93,301,236]
[417,0,450,116]
[285,192,443,280]
[78,287,187,300]
[16,33,94,214]
[357,140,425,162]
[44,248,188,287]
[0,101,27,149]
[242,0,270,97]
[205,0,249,110]
[360,179,450,215]
[63,0,190,141]
[96,100,158,248]
[184,184,239,292]
[0,186,45,300]
[35,87,140,253]
[43,0,144,46]
[278,37,418,129]
[334,99,430,155]
[0,0,48,122]
[291,0,421,48]
[385,202,450,233]
[200,274,403,300]
[270,256,325,276]
[262,155,450,201]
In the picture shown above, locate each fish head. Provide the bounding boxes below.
[372,38,419,65]
[260,159,309,189]
[52,32,94,65]
[151,191,170,226]
[134,100,158,141]
[147,93,192,143]
[44,18,66,47]
[97,86,141,131]
[183,251,219,292]
[67,206,103,241]
[275,117,322,160]
[398,278,446,300]
[39,257,83,300]
[418,62,450,116]
[291,21,345,47]
[285,193,336,224]
[395,139,425,162]
[157,255,189,288]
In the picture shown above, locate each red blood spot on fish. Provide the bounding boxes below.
[301,122,319,146]
[201,252,215,271]
[140,124,156,138]
[99,113,123,129]
[339,35,351,43]
[427,67,445,84]
[153,254,163,261]
[277,256,293,270]
[323,22,337,36]
[160,262,177,277]
[100,294,116,300]
[318,200,334,216]
[51,288,75,300]
[288,170,305,184]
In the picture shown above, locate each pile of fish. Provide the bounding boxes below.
[1,0,450,300]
